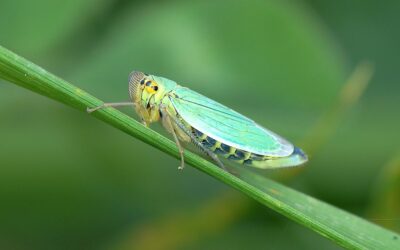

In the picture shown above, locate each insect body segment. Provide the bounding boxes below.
[191,127,275,167]
[189,123,307,169]
[88,71,308,171]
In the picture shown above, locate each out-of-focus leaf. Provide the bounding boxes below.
[367,153,400,233]
[72,0,345,112]
[0,0,109,58]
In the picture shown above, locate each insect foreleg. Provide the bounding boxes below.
[160,107,185,170]
[87,102,148,126]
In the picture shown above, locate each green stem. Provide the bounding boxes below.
[0,45,398,250]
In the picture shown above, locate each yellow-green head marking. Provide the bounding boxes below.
[128,71,178,126]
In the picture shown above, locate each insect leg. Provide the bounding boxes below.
[87,102,148,126]
[87,102,135,113]
[161,105,227,170]
[160,109,186,170]
[199,144,227,171]
[193,137,227,170]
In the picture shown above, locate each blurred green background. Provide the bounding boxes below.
[0,0,399,249]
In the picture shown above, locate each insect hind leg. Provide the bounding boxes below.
[160,104,227,171]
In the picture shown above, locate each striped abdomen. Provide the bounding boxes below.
[191,127,272,166]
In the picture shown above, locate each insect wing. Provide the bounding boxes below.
[169,87,293,157]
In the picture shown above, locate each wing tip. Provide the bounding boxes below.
[283,146,308,167]
[251,146,308,169]
[293,146,308,162]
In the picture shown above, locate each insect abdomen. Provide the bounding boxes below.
[191,127,272,166]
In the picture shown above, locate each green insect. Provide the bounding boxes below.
[88,71,307,170]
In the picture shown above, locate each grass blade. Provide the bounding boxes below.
[0,45,399,249]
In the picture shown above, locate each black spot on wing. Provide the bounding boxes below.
[244,159,253,165]
[228,149,246,161]
[250,153,265,161]
[235,150,246,159]
[221,143,231,153]
[206,136,216,146]
[201,136,217,148]
[192,128,204,138]
[228,155,240,161]
[213,148,225,155]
